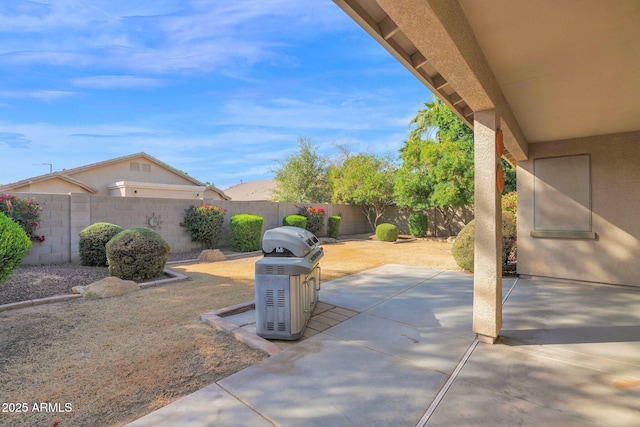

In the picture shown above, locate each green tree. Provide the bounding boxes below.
[394,138,433,214]
[331,153,396,230]
[397,100,475,235]
[422,137,475,234]
[272,137,332,203]
[502,159,517,193]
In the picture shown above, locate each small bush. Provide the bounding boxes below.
[230,214,263,252]
[298,206,326,234]
[0,212,32,283]
[0,194,45,242]
[282,214,307,229]
[451,212,517,274]
[502,192,518,219]
[181,204,226,249]
[408,212,429,237]
[106,228,170,282]
[328,215,341,239]
[79,222,124,266]
[501,211,517,275]
[451,220,475,272]
[376,223,398,242]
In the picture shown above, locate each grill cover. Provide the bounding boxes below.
[261,226,319,258]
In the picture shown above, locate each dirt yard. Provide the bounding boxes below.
[0,237,461,427]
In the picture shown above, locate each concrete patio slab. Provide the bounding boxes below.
[219,333,448,426]
[425,277,640,427]
[318,264,442,312]
[324,312,471,373]
[127,382,272,427]
[127,267,640,426]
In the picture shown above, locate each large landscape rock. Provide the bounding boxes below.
[76,277,140,299]
[198,249,227,262]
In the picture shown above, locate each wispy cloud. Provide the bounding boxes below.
[0,132,31,148]
[0,90,76,101]
[0,0,349,75]
[71,75,166,89]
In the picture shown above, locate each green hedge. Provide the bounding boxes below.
[375,223,398,242]
[79,222,124,266]
[328,215,341,239]
[230,214,263,252]
[408,212,429,237]
[282,214,306,228]
[0,212,32,283]
[106,228,170,282]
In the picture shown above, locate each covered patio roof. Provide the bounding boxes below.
[335,0,640,163]
[334,0,640,343]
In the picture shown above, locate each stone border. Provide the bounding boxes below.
[200,301,282,357]
[0,269,189,313]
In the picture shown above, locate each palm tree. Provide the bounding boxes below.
[408,100,450,142]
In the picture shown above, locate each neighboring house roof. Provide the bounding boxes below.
[0,171,98,194]
[223,179,277,201]
[0,152,230,200]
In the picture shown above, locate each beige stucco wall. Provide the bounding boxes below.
[518,131,640,286]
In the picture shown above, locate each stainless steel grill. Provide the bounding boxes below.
[255,226,323,340]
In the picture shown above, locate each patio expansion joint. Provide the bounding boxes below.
[214,381,278,427]
[416,277,522,426]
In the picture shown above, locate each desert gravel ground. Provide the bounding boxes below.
[0,251,201,306]
[0,237,460,427]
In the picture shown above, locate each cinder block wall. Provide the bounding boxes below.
[9,193,472,265]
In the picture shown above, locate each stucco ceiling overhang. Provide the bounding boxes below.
[334,0,640,163]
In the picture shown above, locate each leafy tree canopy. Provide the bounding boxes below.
[397,100,475,234]
[271,137,332,203]
[330,152,396,230]
[399,99,516,233]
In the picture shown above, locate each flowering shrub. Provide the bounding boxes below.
[501,191,517,218]
[298,205,326,234]
[181,204,226,249]
[0,194,45,242]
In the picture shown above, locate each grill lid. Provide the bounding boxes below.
[262,226,319,258]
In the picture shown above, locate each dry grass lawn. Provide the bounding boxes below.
[0,237,460,426]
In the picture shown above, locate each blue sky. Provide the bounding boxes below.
[0,0,433,190]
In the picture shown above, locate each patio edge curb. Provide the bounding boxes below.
[200,301,282,357]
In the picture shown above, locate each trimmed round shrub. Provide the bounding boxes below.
[376,223,398,242]
[282,214,306,229]
[79,222,124,266]
[230,214,263,252]
[451,212,517,273]
[328,215,341,239]
[106,228,170,282]
[451,220,475,272]
[0,212,32,283]
[408,212,429,237]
